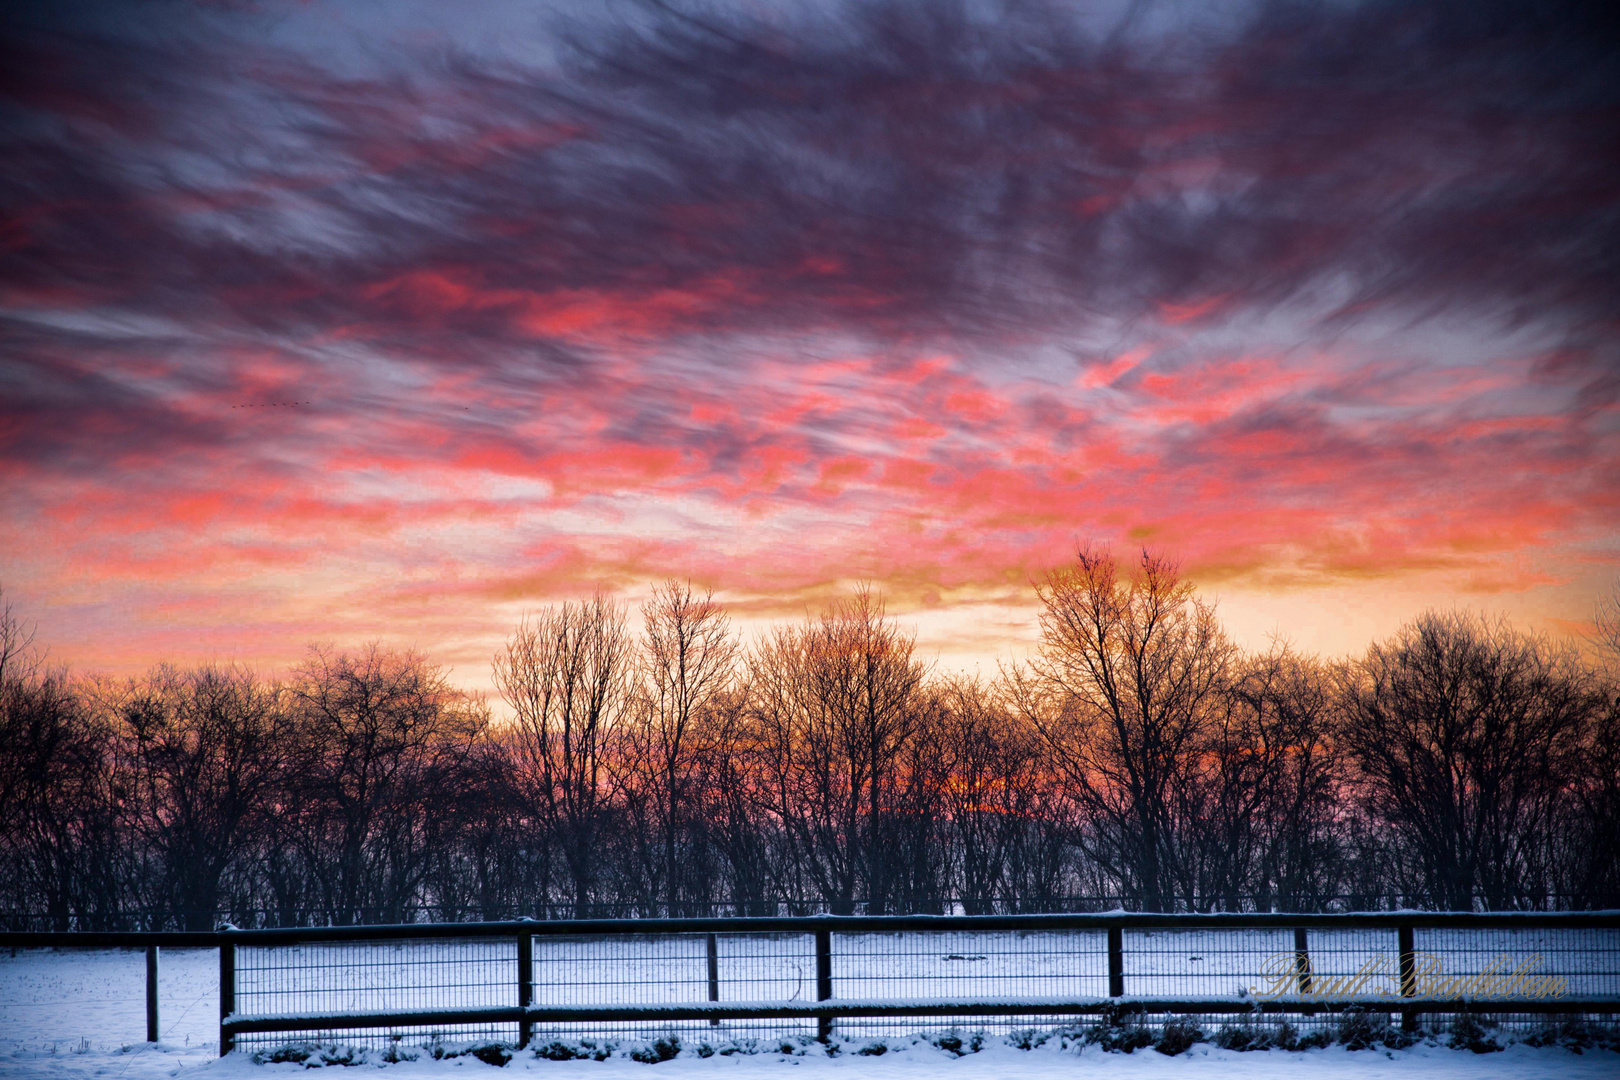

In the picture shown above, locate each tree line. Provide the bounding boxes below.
[3,549,1618,929]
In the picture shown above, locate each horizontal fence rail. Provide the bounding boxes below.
[7,894,1608,931]
[7,911,1619,1056]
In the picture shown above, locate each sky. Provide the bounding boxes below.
[2,0,1617,691]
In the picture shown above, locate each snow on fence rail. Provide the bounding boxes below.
[6,911,1620,1056]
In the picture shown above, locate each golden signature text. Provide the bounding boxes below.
[1247,951,1569,1002]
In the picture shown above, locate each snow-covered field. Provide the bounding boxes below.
[4,932,1617,1078]
[2,1033,1618,1080]
[1,946,220,1051]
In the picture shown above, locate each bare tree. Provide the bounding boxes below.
[1595,582,1620,669]
[697,684,781,915]
[1178,644,1345,911]
[1015,547,1232,910]
[1,681,122,927]
[1340,611,1591,910]
[880,692,951,912]
[113,663,292,928]
[629,581,738,913]
[750,587,928,913]
[1562,586,1620,908]
[417,728,522,921]
[289,644,486,924]
[934,678,1044,912]
[0,585,43,829]
[0,584,37,689]
[493,595,632,916]
[0,588,128,928]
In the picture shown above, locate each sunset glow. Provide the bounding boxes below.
[3,0,1616,689]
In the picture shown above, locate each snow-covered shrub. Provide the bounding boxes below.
[1521,1016,1610,1053]
[1447,1014,1502,1053]
[468,1043,513,1066]
[1269,1020,1302,1050]
[252,1041,369,1066]
[533,1040,581,1061]
[252,1042,316,1064]
[381,1039,418,1063]
[1381,1022,1422,1050]
[931,1030,984,1055]
[424,1039,515,1066]
[1007,1027,1054,1050]
[533,1038,611,1061]
[1213,1017,1296,1051]
[1082,1006,1153,1053]
[1155,1016,1204,1056]
[627,1035,682,1063]
[1335,1007,1398,1050]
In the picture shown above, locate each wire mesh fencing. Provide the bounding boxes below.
[231,935,520,1052]
[10,913,1616,1056]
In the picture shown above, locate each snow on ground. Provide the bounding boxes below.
[1,1037,1618,1080]
[0,946,219,1051]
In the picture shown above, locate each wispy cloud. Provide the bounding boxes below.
[1,0,1615,675]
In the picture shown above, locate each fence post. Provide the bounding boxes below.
[706,932,720,1028]
[1293,927,1311,995]
[815,929,832,1042]
[1107,925,1124,998]
[517,925,533,1049]
[1397,924,1416,1032]
[218,931,236,1057]
[145,945,159,1043]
